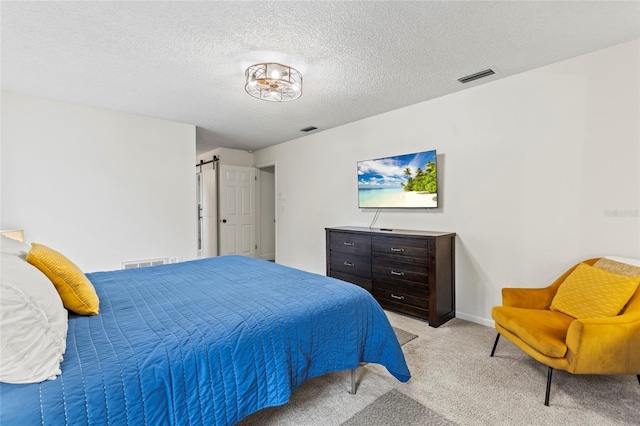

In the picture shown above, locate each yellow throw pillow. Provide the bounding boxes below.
[26,243,99,316]
[550,263,640,319]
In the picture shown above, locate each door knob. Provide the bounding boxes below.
[222,219,227,223]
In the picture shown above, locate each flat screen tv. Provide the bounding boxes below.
[357,149,437,208]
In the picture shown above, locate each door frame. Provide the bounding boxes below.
[255,161,277,262]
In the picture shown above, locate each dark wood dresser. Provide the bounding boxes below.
[326,226,455,327]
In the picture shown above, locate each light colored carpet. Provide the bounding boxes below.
[342,389,458,426]
[238,312,640,425]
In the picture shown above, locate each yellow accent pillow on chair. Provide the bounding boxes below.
[550,263,639,319]
[26,243,100,316]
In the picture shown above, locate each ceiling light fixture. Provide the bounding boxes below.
[245,63,302,102]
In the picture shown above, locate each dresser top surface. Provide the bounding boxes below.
[326,226,455,238]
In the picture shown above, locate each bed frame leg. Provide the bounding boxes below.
[349,369,357,394]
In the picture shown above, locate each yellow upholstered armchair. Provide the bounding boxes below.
[490,257,640,406]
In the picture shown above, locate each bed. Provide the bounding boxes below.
[0,251,410,425]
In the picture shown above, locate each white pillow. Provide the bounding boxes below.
[0,234,30,258]
[605,256,640,268]
[0,254,68,383]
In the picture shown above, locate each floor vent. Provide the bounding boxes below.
[458,68,495,84]
[121,258,169,270]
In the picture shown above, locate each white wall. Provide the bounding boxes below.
[1,92,197,272]
[198,147,254,167]
[253,40,640,326]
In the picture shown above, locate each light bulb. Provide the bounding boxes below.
[269,91,282,101]
[271,69,280,79]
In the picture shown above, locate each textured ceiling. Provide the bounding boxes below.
[2,1,639,155]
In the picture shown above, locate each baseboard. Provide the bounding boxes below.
[456,312,494,328]
[259,253,275,261]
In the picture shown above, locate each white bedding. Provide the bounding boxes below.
[0,235,68,384]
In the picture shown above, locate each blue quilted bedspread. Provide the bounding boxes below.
[0,255,410,425]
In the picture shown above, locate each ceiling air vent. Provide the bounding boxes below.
[458,68,495,84]
[300,126,318,132]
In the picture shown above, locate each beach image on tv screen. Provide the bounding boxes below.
[357,150,437,208]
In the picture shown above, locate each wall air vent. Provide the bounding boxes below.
[121,258,170,270]
[300,126,318,132]
[458,68,495,84]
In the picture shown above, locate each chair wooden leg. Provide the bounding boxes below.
[637,374,639,385]
[544,367,553,406]
[490,333,500,357]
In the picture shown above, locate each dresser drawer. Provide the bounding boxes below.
[372,236,429,261]
[373,286,428,309]
[372,260,428,285]
[329,270,372,292]
[330,232,371,255]
[374,280,428,300]
[375,296,429,319]
[330,253,371,278]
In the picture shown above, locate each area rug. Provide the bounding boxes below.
[342,389,458,426]
[393,326,418,346]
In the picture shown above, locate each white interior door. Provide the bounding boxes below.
[218,165,256,257]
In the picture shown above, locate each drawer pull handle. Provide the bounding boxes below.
[390,247,404,252]
[391,294,405,301]
[390,270,405,276]
[344,261,354,267]
[343,242,354,246]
